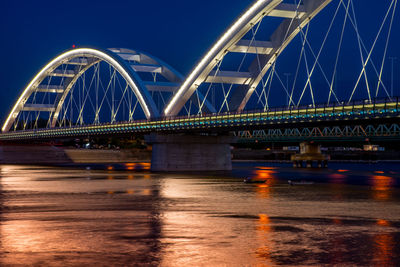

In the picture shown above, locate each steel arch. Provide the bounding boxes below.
[2,47,183,132]
[109,49,217,114]
[164,0,332,116]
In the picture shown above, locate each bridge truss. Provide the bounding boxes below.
[236,124,400,142]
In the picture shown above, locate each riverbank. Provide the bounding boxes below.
[1,145,399,167]
[0,145,151,165]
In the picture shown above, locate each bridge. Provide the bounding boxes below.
[1,98,399,141]
[1,0,399,170]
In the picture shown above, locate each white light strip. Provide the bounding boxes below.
[2,48,151,132]
[164,0,269,116]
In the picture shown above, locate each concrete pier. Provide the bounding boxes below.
[145,134,237,172]
[291,142,330,168]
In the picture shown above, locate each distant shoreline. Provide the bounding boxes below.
[232,159,400,163]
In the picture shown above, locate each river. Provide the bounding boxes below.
[0,162,399,266]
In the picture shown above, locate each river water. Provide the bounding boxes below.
[0,162,399,266]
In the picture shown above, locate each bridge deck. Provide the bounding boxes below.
[1,98,399,141]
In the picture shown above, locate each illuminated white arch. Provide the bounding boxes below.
[2,48,160,132]
[164,0,332,116]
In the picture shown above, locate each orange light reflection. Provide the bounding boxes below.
[253,169,277,180]
[256,167,278,170]
[373,233,395,266]
[124,162,151,170]
[253,168,277,199]
[142,189,152,195]
[255,214,272,264]
[377,219,391,227]
[330,174,346,183]
[140,162,151,170]
[371,176,394,200]
[125,163,136,167]
[255,182,273,199]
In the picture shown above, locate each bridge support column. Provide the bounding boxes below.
[290,142,330,168]
[145,133,237,172]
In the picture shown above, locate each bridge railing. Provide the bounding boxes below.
[1,96,399,140]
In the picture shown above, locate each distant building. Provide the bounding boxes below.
[363,145,385,152]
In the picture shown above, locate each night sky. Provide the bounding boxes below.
[1,0,399,123]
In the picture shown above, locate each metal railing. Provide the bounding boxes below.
[1,97,399,141]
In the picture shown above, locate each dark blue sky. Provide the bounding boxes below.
[1,0,399,122]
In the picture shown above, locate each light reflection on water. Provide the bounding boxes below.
[371,175,394,201]
[0,163,399,266]
[256,214,273,265]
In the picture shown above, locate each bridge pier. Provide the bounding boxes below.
[145,133,237,172]
[291,142,330,168]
